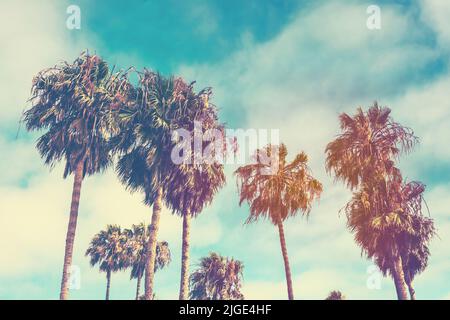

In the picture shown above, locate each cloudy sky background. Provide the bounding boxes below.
[1,0,450,299]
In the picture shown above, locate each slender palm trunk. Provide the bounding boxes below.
[392,255,409,300]
[135,274,142,300]
[144,186,163,300]
[404,269,416,300]
[105,269,111,300]
[179,210,191,300]
[277,220,294,300]
[59,161,84,300]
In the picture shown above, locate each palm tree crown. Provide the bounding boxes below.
[115,71,225,210]
[235,143,322,224]
[325,102,417,190]
[23,52,129,178]
[85,224,130,299]
[190,252,244,300]
[85,225,129,273]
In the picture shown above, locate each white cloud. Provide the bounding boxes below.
[391,75,450,166]
[420,0,450,49]
[0,0,90,123]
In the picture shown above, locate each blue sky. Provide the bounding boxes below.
[1,0,450,299]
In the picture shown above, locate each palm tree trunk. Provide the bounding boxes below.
[135,274,142,300]
[59,161,84,300]
[392,255,409,300]
[404,269,416,300]
[144,186,163,300]
[179,210,191,300]
[105,269,111,300]
[277,220,294,300]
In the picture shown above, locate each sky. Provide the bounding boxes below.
[0,0,450,300]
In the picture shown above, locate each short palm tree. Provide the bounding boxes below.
[22,52,129,299]
[190,252,244,300]
[325,290,346,300]
[125,223,171,299]
[85,225,129,300]
[235,144,322,300]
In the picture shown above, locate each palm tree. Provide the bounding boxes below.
[190,252,244,300]
[125,223,171,299]
[162,87,226,300]
[325,290,346,300]
[235,144,322,300]
[85,225,129,300]
[22,52,129,299]
[344,175,434,300]
[373,184,435,300]
[325,103,421,300]
[114,71,210,299]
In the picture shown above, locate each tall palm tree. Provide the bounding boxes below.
[114,71,208,299]
[162,87,226,300]
[235,144,322,300]
[325,103,421,300]
[190,252,244,300]
[85,225,129,300]
[22,52,129,299]
[125,223,171,299]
